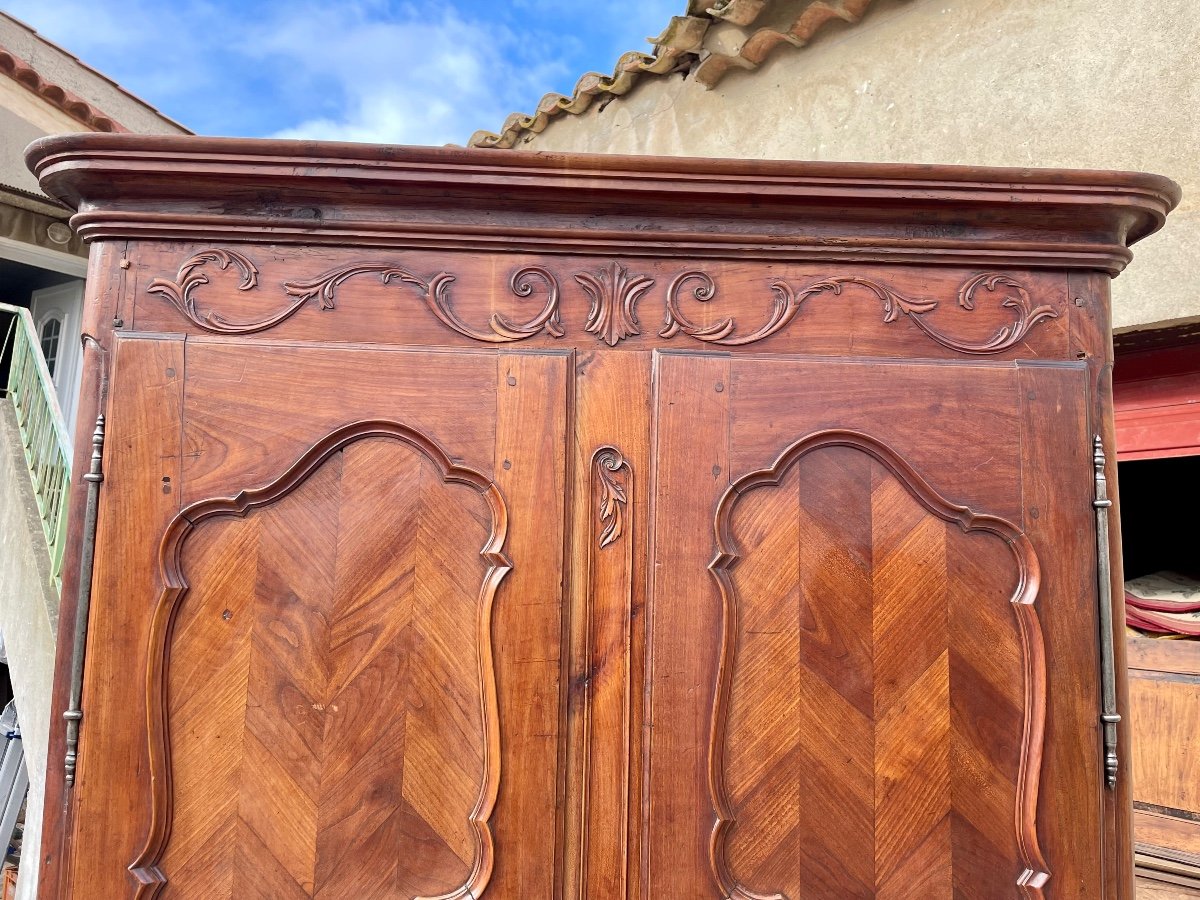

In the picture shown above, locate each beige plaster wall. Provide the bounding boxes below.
[522,0,1199,331]
[0,104,65,196]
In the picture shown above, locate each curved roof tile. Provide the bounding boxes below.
[0,45,129,133]
[468,0,879,149]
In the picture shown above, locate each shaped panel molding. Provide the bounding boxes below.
[708,431,1049,899]
[130,420,510,900]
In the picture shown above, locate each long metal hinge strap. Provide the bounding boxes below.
[64,414,105,788]
[1092,434,1119,789]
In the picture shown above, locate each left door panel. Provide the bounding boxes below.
[68,335,570,899]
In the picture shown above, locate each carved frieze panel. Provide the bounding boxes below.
[144,249,1059,356]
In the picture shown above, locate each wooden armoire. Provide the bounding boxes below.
[26,134,1178,899]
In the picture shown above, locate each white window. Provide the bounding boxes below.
[39,314,63,379]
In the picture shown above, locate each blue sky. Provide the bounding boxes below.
[4,0,684,145]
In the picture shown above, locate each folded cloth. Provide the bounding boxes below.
[1125,570,1200,637]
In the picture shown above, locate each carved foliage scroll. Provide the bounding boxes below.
[594,446,630,548]
[129,421,511,900]
[146,249,266,334]
[284,264,563,343]
[148,249,562,342]
[663,271,1057,353]
[708,431,1049,899]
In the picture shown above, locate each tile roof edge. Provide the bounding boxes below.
[467,0,878,150]
[468,14,709,150]
[0,11,192,135]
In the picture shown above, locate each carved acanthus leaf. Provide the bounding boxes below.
[944,273,1059,353]
[146,249,269,334]
[594,447,629,548]
[576,263,654,346]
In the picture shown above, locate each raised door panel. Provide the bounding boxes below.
[712,443,1032,899]
[646,353,1101,899]
[145,428,504,899]
[71,336,568,899]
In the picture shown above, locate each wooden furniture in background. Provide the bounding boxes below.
[1113,338,1200,887]
[25,135,1178,899]
[1128,634,1200,890]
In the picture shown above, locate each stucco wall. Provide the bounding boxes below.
[520,0,1198,332]
[0,402,59,900]
[0,104,64,196]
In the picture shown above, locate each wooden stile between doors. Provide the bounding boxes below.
[25,134,1179,899]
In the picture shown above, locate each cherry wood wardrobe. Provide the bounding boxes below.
[26,135,1178,899]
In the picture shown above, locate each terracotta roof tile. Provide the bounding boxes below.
[695,0,875,87]
[469,15,708,150]
[0,44,129,133]
[0,11,191,135]
[468,0,878,150]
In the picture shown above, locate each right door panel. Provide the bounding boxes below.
[645,352,1102,899]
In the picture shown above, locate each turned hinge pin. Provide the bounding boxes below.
[64,414,105,787]
[1092,435,1119,790]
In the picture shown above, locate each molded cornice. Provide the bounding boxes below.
[26,134,1180,274]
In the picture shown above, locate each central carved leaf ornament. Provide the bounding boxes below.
[575,262,655,346]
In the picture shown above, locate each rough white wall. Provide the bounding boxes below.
[521,0,1199,331]
[0,105,60,196]
[0,404,58,900]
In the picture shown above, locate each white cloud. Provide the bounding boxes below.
[245,2,567,146]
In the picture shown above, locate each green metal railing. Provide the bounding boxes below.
[1,303,72,592]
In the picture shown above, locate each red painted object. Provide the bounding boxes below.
[1114,343,1200,461]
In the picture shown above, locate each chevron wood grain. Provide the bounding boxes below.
[42,144,1152,899]
[133,425,509,899]
[709,436,1045,899]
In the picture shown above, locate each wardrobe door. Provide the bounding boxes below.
[70,334,568,899]
[645,352,1103,899]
